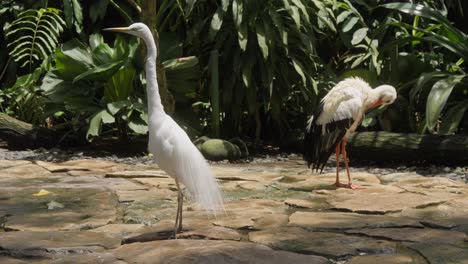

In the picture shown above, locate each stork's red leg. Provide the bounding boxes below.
[334,143,341,186]
[341,137,364,190]
[333,140,350,188]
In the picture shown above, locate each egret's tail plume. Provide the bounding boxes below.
[179,149,224,215]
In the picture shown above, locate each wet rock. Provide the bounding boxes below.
[0,163,51,178]
[0,230,120,258]
[404,243,468,264]
[378,172,425,184]
[398,199,468,230]
[106,170,168,178]
[346,227,467,245]
[289,211,422,230]
[346,254,425,264]
[200,139,241,161]
[91,224,145,238]
[326,184,448,214]
[114,239,330,264]
[249,227,397,259]
[1,188,118,231]
[284,198,317,209]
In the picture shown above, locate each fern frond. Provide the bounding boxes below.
[5,8,66,70]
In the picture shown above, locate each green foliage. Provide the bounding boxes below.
[5,8,66,69]
[41,34,146,141]
[383,2,468,134]
[184,0,330,140]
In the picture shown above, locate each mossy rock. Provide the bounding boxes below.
[193,136,211,150]
[229,137,249,158]
[200,139,241,161]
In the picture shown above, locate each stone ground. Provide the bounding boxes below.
[0,150,467,263]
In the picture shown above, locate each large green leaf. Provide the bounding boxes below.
[87,109,115,139]
[351,27,368,45]
[104,67,136,102]
[426,75,465,133]
[55,39,93,80]
[439,100,468,135]
[73,61,124,83]
[383,3,464,42]
[63,0,83,35]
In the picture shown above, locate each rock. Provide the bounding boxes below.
[252,213,289,229]
[0,230,121,258]
[0,163,51,178]
[346,254,424,264]
[398,199,468,230]
[249,227,397,259]
[284,198,317,209]
[289,211,422,230]
[326,184,449,214]
[378,172,425,184]
[229,137,249,158]
[346,228,467,245]
[193,136,211,150]
[90,224,145,238]
[34,160,89,173]
[1,188,118,231]
[178,226,242,241]
[114,239,330,264]
[404,243,468,264]
[106,170,168,178]
[200,139,241,161]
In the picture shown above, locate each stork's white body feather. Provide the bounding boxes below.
[303,77,397,177]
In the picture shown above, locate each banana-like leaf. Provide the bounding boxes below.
[73,61,124,83]
[439,100,468,135]
[6,8,65,69]
[426,74,465,133]
[87,109,115,140]
[104,67,136,102]
[63,0,83,35]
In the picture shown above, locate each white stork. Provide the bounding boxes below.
[304,77,397,189]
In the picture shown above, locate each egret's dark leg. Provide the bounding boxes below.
[172,179,182,239]
[341,137,364,189]
[177,189,183,232]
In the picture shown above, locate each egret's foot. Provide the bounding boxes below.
[334,182,365,189]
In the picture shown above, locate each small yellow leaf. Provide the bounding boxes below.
[33,189,51,196]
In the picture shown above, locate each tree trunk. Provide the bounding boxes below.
[139,0,175,114]
[0,113,55,149]
[347,131,468,164]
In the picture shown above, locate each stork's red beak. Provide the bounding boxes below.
[367,100,384,110]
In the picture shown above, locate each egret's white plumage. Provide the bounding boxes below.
[104,23,223,234]
[304,77,397,189]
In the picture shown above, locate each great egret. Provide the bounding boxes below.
[104,23,224,237]
[304,77,397,189]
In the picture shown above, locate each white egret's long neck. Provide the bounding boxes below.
[142,32,165,119]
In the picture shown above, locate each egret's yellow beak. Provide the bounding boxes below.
[102,27,131,33]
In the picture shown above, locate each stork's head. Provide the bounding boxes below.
[103,23,150,38]
[367,85,397,109]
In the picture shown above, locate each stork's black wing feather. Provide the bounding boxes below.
[303,104,353,173]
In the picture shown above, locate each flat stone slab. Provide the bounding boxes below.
[0,188,117,231]
[289,211,422,230]
[106,170,168,178]
[249,227,397,259]
[0,163,51,178]
[0,230,121,258]
[346,227,467,245]
[114,239,330,264]
[404,243,468,264]
[325,184,449,214]
[346,253,426,264]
